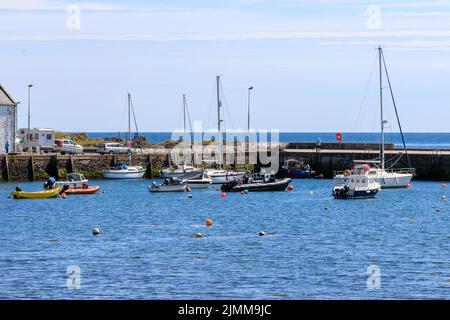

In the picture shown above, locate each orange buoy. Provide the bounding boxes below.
[61,193,67,199]
[287,185,294,191]
[406,184,411,189]
[221,193,227,198]
[205,219,213,227]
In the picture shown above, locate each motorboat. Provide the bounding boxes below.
[332,172,381,199]
[221,174,291,192]
[54,173,89,189]
[281,159,316,179]
[184,171,212,189]
[148,178,190,192]
[160,164,201,179]
[103,164,145,179]
[206,169,246,184]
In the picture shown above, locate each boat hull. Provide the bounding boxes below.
[225,178,292,192]
[11,187,63,199]
[148,183,189,192]
[65,186,100,195]
[209,173,245,184]
[333,188,379,199]
[186,181,211,189]
[334,173,413,189]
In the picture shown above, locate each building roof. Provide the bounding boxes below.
[0,83,16,106]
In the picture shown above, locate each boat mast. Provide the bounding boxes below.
[216,76,222,169]
[378,46,385,171]
[183,94,187,143]
[128,93,132,163]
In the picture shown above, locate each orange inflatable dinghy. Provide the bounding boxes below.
[65,185,100,195]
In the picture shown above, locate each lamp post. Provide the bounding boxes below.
[247,86,254,134]
[27,84,33,152]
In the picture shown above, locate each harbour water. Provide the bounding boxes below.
[0,179,449,299]
[88,132,450,150]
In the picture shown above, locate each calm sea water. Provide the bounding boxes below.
[87,132,450,150]
[0,179,449,299]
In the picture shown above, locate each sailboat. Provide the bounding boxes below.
[102,93,145,179]
[205,76,245,184]
[160,94,202,178]
[334,47,415,188]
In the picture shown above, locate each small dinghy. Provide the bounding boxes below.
[332,173,381,199]
[54,173,89,189]
[11,187,64,199]
[65,185,100,195]
[148,178,190,192]
[221,174,291,192]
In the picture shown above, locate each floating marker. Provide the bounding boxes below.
[194,233,203,238]
[92,227,101,236]
[240,191,245,195]
[244,189,249,194]
[259,231,266,236]
[188,194,193,199]
[221,193,227,199]
[205,219,213,227]
[442,183,447,188]
[442,195,448,200]
[309,191,314,195]
[287,186,294,191]
[406,184,411,189]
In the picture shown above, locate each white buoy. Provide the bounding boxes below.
[194,233,203,238]
[259,231,266,236]
[441,195,447,200]
[309,191,314,195]
[92,227,101,236]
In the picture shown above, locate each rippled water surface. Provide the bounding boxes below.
[0,179,449,299]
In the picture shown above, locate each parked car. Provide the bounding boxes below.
[97,143,131,154]
[56,139,83,154]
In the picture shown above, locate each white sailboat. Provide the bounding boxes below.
[205,76,245,184]
[334,47,415,188]
[103,93,145,179]
[160,94,201,179]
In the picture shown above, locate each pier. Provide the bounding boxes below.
[1,143,450,181]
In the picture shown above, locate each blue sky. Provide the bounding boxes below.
[1,0,450,133]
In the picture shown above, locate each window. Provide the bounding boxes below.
[47,134,52,140]
[34,133,39,139]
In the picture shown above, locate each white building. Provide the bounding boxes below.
[0,83,17,154]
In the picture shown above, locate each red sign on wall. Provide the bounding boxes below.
[336,132,343,142]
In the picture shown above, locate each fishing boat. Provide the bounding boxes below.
[221,174,291,192]
[333,47,415,188]
[281,159,316,179]
[148,178,189,192]
[332,171,381,199]
[103,93,145,179]
[11,187,64,199]
[65,185,100,195]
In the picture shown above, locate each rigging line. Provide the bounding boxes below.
[184,95,193,133]
[130,95,144,154]
[353,52,379,132]
[219,80,235,131]
[381,49,412,169]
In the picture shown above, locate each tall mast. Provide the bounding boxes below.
[183,94,187,142]
[128,93,131,145]
[378,46,385,170]
[216,76,222,169]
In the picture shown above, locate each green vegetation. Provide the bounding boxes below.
[57,168,67,178]
[55,132,105,147]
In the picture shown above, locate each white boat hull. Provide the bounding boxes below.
[102,168,145,179]
[54,180,88,189]
[208,173,245,184]
[186,180,211,189]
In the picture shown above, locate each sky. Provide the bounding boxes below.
[1,0,449,133]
